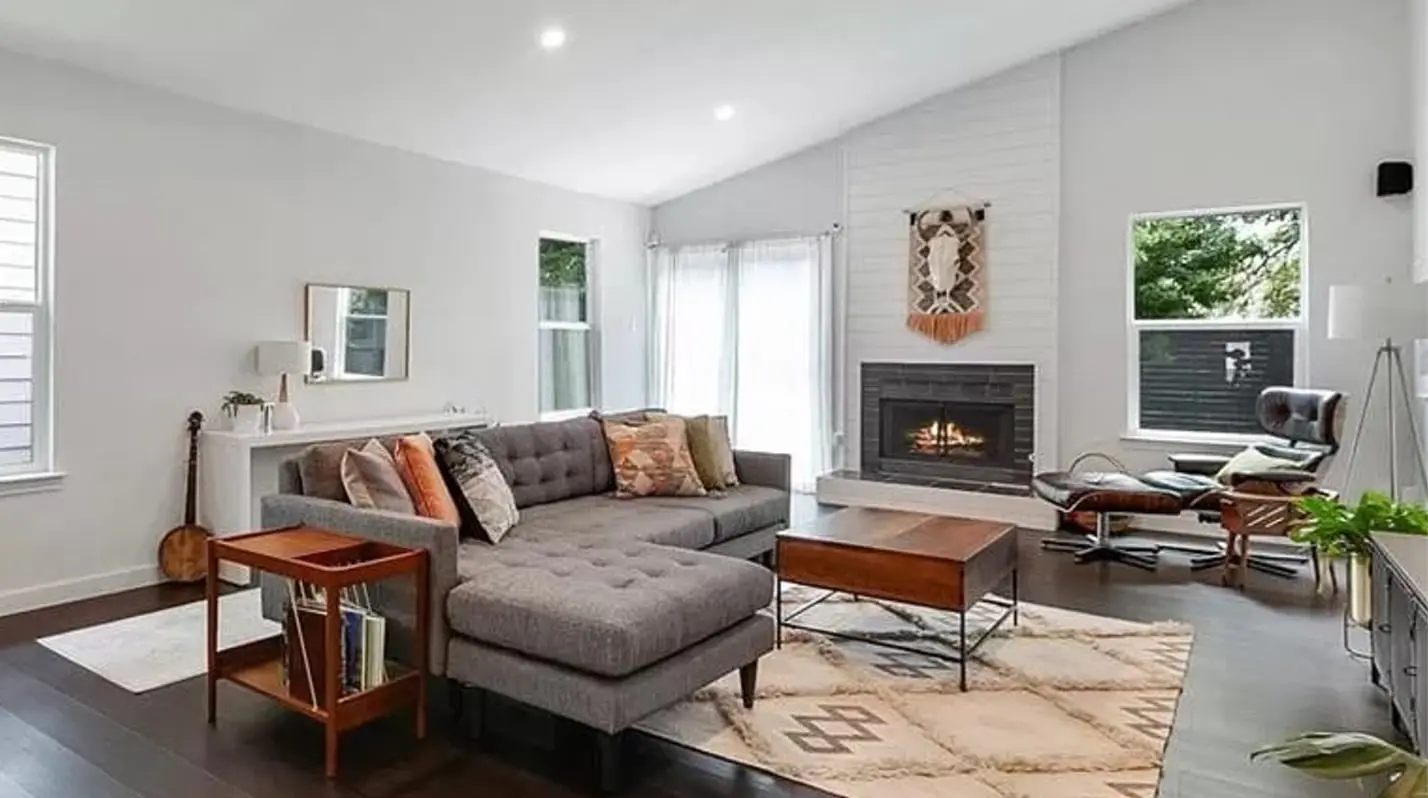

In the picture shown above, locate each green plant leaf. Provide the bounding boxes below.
[1252,733,1421,780]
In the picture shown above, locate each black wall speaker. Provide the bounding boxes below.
[1377,161,1413,196]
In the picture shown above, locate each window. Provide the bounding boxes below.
[538,236,596,418]
[0,138,52,480]
[1130,205,1305,439]
[342,288,389,378]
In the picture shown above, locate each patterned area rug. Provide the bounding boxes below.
[638,587,1193,798]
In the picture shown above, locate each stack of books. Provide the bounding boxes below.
[281,587,388,708]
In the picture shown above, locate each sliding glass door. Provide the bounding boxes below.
[651,237,833,492]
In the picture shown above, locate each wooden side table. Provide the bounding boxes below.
[206,525,429,778]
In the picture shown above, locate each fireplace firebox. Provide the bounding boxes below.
[861,363,1034,492]
[879,399,1015,466]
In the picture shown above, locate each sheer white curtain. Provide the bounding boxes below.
[649,244,735,416]
[650,237,833,492]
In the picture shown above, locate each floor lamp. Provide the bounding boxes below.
[1328,283,1427,646]
[1328,284,1428,502]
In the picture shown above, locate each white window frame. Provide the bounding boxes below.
[538,232,599,421]
[1124,203,1309,446]
[0,136,59,493]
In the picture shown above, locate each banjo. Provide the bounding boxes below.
[158,411,210,583]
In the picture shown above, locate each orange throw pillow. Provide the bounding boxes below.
[393,433,460,524]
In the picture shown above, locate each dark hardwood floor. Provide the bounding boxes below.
[0,508,1401,798]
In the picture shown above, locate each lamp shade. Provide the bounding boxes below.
[1328,281,1426,342]
[256,341,312,376]
[1326,285,1366,341]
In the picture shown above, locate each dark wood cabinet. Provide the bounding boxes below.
[1373,554,1394,687]
[1417,603,1428,750]
[1371,533,1428,753]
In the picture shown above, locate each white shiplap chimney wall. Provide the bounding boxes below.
[842,57,1061,471]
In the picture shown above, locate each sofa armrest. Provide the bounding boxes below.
[734,450,791,492]
[259,494,460,676]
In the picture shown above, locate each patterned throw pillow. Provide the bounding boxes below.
[340,439,415,514]
[434,431,519,544]
[603,418,708,498]
[393,433,461,525]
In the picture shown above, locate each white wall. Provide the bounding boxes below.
[651,140,844,244]
[842,58,1062,471]
[0,47,648,613]
[1059,0,1416,493]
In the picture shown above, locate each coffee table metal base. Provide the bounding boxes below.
[775,569,1018,692]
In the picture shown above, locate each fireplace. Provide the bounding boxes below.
[861,363,1034,492]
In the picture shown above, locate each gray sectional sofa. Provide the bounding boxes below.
[258,413,790,788]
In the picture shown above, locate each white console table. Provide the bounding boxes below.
[200,412,490,583]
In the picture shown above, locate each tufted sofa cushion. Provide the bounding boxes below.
[473,417,613,508]
[515,495,715,549]
[447,538,773,677]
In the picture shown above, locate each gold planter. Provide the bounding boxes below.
[1348,552,1373,629]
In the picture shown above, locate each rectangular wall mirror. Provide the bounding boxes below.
[305,284,411,383]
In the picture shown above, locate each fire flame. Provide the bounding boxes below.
[910,421,986,455]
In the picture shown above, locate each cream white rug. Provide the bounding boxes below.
[638,588,1193,798]
[38,589,279,693]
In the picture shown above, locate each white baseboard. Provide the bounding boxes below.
[816,474,1057,529]
[0,564,162,618]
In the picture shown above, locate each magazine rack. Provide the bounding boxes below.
[205,525,429,778]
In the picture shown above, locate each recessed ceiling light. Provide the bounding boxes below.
[539,27,567,50]
[713,104,736,122]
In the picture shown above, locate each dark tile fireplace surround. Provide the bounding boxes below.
[859,362,1035,495]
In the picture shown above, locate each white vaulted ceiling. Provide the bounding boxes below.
[0,0,1190,203]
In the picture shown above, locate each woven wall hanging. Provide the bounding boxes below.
[906,205,987,344]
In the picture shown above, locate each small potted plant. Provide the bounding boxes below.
[1294,491,1428,625]
[1254,731,1427,796]
[221,391,267,435]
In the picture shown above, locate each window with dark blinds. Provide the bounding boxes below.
[0,138,52,476]
[1129,205,1304,439]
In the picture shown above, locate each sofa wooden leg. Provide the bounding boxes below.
[740,661,759,710]
[597,731,623,794]
[446,678,464,722]
[470,687,485,740]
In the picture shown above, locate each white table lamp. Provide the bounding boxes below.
[257,341,312,431]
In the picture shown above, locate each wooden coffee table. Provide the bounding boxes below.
[776,508,1018,690]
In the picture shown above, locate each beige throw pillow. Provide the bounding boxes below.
[603,418,708,498]
[684,415,740,490]
[341,439,416,514]
[1215,446,1305,485]
[707,415,739,488]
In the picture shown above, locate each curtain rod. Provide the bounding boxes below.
[646,223,842,250]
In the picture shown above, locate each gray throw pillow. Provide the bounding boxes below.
[297,442,351,502]
[435,431,519,543]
